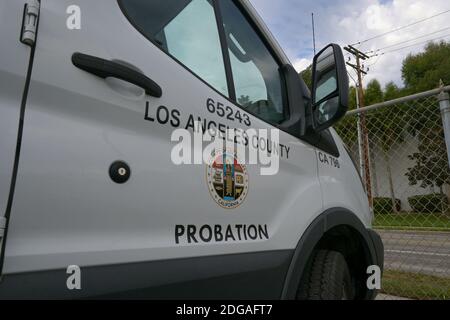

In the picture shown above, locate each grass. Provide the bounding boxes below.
[374,213,450,231]
[382,270,450,300]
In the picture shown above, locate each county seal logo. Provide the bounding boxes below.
[206,150,249,209]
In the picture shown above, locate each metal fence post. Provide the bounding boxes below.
[438,89,450,168]
[356,85,365,179]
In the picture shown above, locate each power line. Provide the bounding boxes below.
[358,32,450,74]
[366,26,450,54]
[371,33,450,56]
[385,33,450,52]
[351,9,450,46]
[366,55,382,69]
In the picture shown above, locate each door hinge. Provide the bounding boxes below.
[0,217,6,281]
[0,217,6,248]
[21,0,40,47]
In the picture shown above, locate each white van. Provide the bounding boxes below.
[0,0,383,299]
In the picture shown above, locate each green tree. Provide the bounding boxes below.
[300,65,312,90]
[348,86,357,111]
[364,79,384,106]
[405,96,450,207]
[406,127,450,201]
[334,85,358,148]
[238,95,251,107]
[400,41,450,209]
[383,82,402,101]
[402,41,450,93]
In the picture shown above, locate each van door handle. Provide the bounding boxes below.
[71,53,162,98]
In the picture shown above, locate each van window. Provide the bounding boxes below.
[219,1,287,124]
[119,0,229,97]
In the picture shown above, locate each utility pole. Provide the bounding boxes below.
[344,45,373,209]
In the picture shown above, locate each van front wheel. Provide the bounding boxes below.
[297,250,355,300]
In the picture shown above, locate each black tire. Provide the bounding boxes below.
[297,250,355,300]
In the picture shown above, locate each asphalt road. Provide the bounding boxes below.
[378,230,450,278]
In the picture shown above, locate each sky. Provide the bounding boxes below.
[249,0,450,88]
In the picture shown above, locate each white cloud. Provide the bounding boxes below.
[293,58,312,73]
[250,0,450,88]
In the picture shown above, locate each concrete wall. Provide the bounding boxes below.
[348,134,449,212]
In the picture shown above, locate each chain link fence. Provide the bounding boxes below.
[335,86,450,300]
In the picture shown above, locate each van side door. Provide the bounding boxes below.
[1,0,323,298]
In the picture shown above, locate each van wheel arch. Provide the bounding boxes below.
[281,208,379,300]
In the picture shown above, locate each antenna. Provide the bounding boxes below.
[311,13,316,56]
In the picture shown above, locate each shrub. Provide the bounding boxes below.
[373,197,401,214]
[408,194,448,213]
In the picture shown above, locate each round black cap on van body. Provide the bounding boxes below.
[109,161,131,184]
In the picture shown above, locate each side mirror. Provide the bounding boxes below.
[311,44,349,132]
